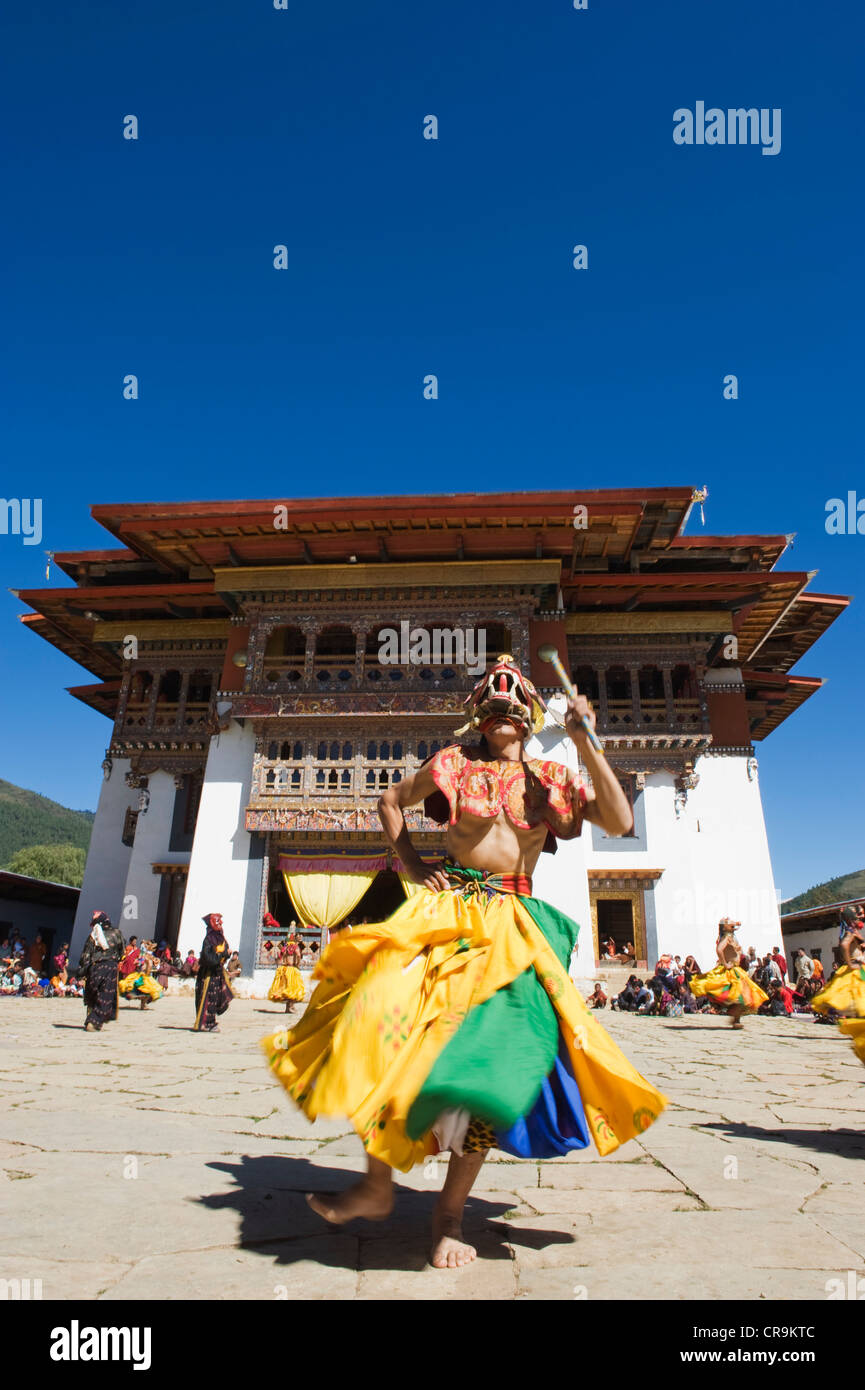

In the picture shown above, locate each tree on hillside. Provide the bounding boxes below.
[6,844,86,888]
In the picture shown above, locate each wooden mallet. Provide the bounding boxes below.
[537,644,605,754]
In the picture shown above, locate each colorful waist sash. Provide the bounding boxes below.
[445,859,533,897]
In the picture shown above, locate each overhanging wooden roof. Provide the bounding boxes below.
[659,534,793,571]
[743,670,823,740]
[12,490,849,726]
[19,613,122,680]
[89,489,696,575]
[67,681,123,716]
[561,570,813,664]
[744,593,849,673]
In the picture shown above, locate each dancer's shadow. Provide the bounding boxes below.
[703,1120,865,1160]
[194,1155,573,1273]
[662,1024,740,1031]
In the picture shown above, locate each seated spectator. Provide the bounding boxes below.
[793,949,815,991]
[156,946,175,990]
[586,982,607,1009]
[22,966,43,997]
[654,956,677,990]
[181,950,198,977]
[635,982,656,1013]
[757,953,782,992]
[681,981,698,1014]
[226,951,242,981]
[762,981,793,1016]
[53,943,70,985]
[611,975,640,1011]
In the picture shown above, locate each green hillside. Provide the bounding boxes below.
[0,779,94,869]
[781,869,865,915]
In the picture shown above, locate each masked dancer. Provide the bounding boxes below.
[193,913,234,1033]
[690,919,768,1028]
[263,656,667,1268]
[77,910,124,1032]
[812,915,865,1067]
[266,914,306,1013]
[118,940,163,1010]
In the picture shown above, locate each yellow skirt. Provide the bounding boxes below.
[839,1019,865,1067]
[690,964,768,1013]
[268,965,306,1003]
[261,887,667,1172]
[118,972,162,1002]
[812,964,865,1017]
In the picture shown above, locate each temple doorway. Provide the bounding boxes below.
[596,898,634,957]
[343,869,405,926]
[261,866,408,962]
[591,890,645,965]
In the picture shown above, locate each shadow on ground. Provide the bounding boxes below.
[704,1120,865,1159]
[195,1156,573,1272]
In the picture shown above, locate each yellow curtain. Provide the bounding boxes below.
[397,874,421,899]
[283,871,376,929]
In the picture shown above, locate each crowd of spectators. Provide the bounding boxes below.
[0,932,82,997]
[0,930,227,998]
[588,928,860,1020]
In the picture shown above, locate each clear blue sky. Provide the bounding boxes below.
[1,1,862,898]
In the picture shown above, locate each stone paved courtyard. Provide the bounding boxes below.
[1,994,864,1301]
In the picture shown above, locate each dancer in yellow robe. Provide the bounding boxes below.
[262,656,667,1268]
[812,923,865,1067]
[118,968,162,1008]
[690,920,768,1027]
[267,917,306,1012]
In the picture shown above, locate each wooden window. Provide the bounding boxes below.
[122,808,138,847]
[184,775,203,834]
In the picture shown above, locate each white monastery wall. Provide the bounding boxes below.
[526,702,594,983]
[122,771,187,944]
[634,756,780,967]
[529,696,782,974]
[177,718,258,962]
[70,757,139,961]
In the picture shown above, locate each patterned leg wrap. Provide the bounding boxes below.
[463,1116,496,1153]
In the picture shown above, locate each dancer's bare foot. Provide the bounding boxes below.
[306,1180,393,1226]
[430,1209,477,1268]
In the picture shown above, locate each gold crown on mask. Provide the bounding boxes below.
[454,654,547,738]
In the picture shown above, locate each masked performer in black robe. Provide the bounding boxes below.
[77,910,124,1031]
[193,913,234,1032]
